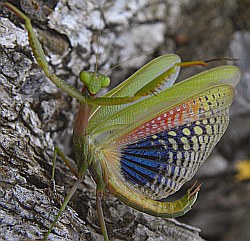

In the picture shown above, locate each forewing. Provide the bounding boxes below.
[88,54,181,133]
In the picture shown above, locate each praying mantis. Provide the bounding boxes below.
[2,2,240,241]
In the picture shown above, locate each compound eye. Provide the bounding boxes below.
[101,76,110,88]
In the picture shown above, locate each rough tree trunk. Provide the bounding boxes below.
[1,0,250,241]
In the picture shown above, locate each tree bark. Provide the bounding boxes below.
[1,0,250,241]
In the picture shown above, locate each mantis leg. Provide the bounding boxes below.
[45,147,80,239]
[89,60,208,106]
[96,183,109,241]
[45,160,89,239]
[133,60,207,97]
[3,2,85,103]
[91,157,109,240]
[4,2,210,108]
[44,178,82,239]
[52,146,78,181]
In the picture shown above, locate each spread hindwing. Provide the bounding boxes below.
[100,84,235,200]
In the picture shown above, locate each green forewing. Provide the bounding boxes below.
[88,54,181,133]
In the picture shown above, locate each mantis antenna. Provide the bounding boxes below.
[103,47,161,75]
[94,0,109,74]
[93,0,160,77]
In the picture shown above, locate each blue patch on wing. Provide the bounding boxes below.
[119,120,212,196]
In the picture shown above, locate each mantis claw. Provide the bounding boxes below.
[189,181,203,199]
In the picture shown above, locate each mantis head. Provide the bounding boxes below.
[79,71,110,95]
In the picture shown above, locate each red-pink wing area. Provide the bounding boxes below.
[116,96,201,146]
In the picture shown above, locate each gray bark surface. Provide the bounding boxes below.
[1,0,250,241]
